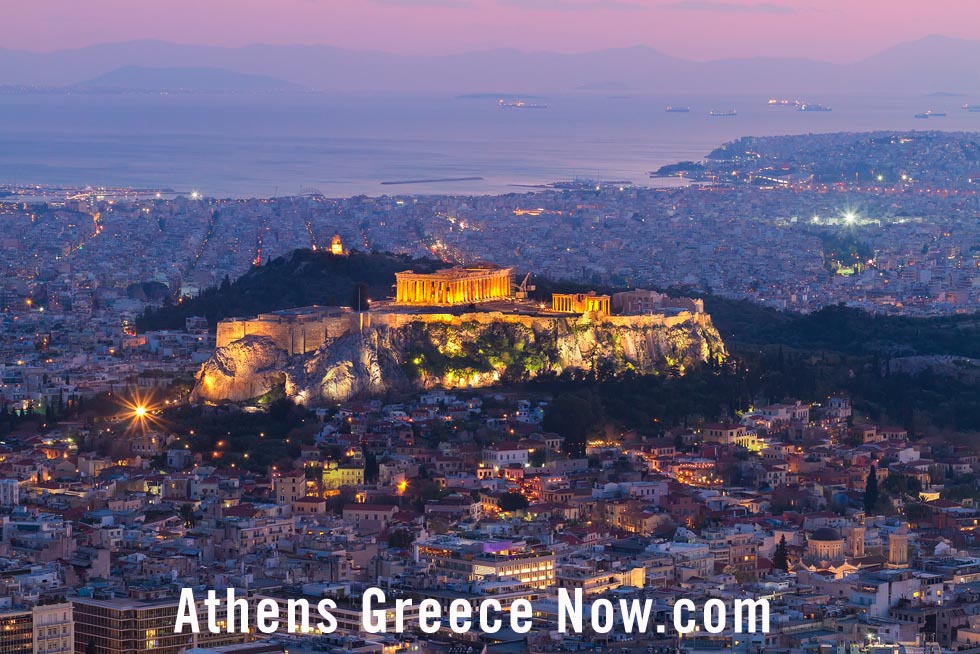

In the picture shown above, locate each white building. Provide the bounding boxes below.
[0,478,20,507]
[482,441,529,470]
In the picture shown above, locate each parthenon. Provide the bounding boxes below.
[395,266,513,306]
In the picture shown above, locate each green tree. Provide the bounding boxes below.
[179,504,197,528]
[904,503,932,525]
[542,389,604,457]
[864,465,879,514]
[387,529,415,549]
[773,535,789,572]
[364,451,380,483]
[350,283,370,312]
[881,473,922,497]
[498,492,529,512]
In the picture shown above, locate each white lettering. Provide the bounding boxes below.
[316,599,338,634]
[591,599,614,634]
[204,590,220,634]
[287,598,311,634]
[674,599,696,634]
[511,599,533,634]
[227,588,249,634]
[620,598,654,633]
[479,598,502,634]
[419,599,441,634]
[703,599,726,634]
[395,598,413,632]
[362,588,387,633]
[734,598,769,633]
[174,588,199,634]
[256,599,280,635]
[558,588,582,634]
[450,599,472,634]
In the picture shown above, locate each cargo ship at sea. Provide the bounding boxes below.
[797,103,832,112]
[498,99,547,109]
[709,109,737,117]
[664,106,691,113]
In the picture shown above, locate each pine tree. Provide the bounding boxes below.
[864,465,879,514]
[350,283,370,312]
[773,535,789,572]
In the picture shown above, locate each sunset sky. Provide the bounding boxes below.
[6,0,980,62]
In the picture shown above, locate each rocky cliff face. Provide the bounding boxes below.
[191,313,727,405]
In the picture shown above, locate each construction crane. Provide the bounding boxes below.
[514,273,535,301]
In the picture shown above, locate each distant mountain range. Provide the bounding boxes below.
[77,66,300,92]
[1,35,978,94]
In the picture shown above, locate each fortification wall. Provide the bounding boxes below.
[216,308,708,354]
[365,309,705,331]
[216,315,356,354]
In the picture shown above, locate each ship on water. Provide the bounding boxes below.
[797,103,832,112]
[769,99,832,112]
[916,110,948,119]
[664,106,691,113]
[498,99,547,109]
[962,104,980,112]
[708,109,737,117]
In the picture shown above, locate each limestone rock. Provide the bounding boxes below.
[189,335,290,403]
[192,313,727,405]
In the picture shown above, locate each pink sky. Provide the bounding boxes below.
[6,0,980,62]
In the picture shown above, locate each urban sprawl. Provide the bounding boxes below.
[2,131,980,654]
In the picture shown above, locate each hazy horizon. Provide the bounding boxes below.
[3,2,980,197]
[6,0,980,63]
[3,31,980,65]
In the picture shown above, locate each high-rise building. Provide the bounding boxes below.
[0,607,32,654]
[72,596,246,654]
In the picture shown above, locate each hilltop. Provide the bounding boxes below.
[143,248,980,361]
[135,250,450,333]
[141,248,980,433]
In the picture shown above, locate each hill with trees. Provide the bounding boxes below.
[141,248,980,439]
[136,249,449,332]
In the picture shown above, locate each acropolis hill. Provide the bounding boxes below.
[192,263,726,404]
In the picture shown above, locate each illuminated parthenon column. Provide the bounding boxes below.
[395,267,514,306]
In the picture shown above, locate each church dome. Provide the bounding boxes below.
[810,527,842,541]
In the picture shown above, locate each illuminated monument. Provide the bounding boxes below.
[395,266,513,306]
[199,258,726,404]
[551,291,611,316]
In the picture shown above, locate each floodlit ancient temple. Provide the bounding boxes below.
[395,266,513,306]
[552,291,611,316]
